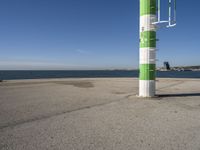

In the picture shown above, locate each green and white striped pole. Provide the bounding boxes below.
[139,0,157,97]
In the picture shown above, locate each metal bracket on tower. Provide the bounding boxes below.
[152,0,176,28]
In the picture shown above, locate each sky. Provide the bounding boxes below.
[0,0,199,70]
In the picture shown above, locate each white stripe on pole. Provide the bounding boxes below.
[140,15,157,32]
[139,80,156,97]
[140,48,156,64]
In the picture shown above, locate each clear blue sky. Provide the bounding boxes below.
[0,0,199,70]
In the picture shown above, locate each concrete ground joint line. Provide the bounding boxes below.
[0,96,128,131]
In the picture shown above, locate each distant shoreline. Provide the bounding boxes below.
[0,70,200,80]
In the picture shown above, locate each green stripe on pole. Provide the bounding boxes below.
[140,0,156,16]
[139,64,156,80]
[140,31,156,48]
[139,0,157,96]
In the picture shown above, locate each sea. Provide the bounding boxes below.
[0,70,200,80]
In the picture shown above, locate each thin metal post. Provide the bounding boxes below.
[169,0,172,26]
[174,0,176,22]
[158,0,160,22]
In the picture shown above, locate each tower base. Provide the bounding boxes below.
[139,80,156,97]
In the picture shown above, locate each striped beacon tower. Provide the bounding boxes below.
[139,0,176,97]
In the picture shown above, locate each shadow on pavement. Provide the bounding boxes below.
[158,93,200,98]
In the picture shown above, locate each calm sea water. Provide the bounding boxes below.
[0,70,200,80]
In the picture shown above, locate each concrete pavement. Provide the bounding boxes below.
[0,78,200,150]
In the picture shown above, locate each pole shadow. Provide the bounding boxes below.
[158,93,200,98]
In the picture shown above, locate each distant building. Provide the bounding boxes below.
[164,62,171,70]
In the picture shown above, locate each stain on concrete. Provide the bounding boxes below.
[112,91,127,95]
[54,81,94,88]
[0,81,94,88]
